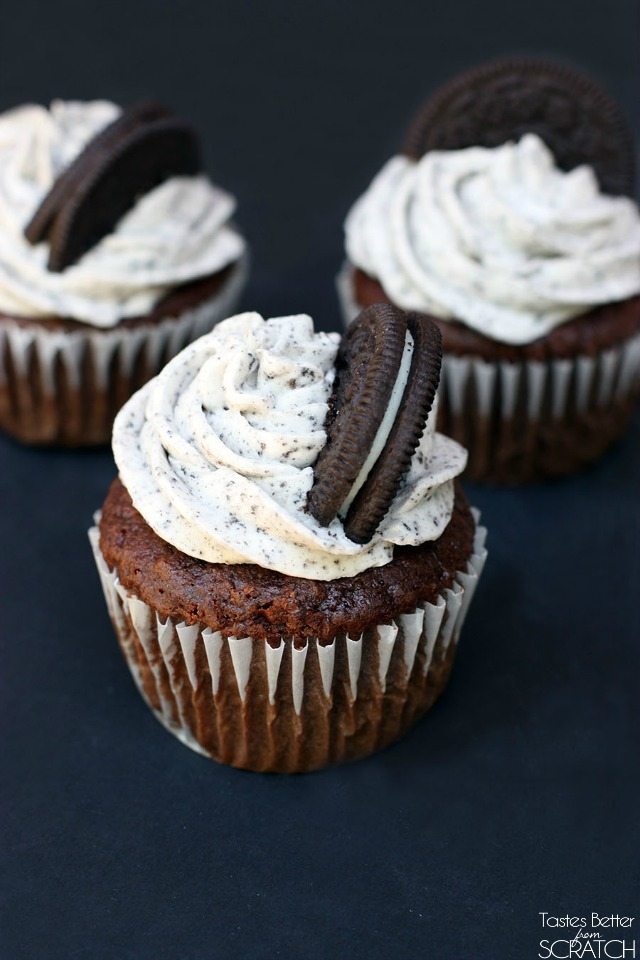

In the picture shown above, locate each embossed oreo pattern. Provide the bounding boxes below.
[403,57,635,196]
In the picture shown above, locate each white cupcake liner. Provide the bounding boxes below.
[337,263,640,414]
[0,255,248,444]
[0,254,248,391]
[337,263,640,480]
[88,510,487,766]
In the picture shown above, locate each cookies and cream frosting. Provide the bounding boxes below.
[0,100,245,327]
[112,312,467,580]
[345,134,640,345]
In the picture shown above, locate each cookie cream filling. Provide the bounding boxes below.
[113,312,467,580]
[339,329,414,515]
[0,100,245,327]
[345,134,640,345]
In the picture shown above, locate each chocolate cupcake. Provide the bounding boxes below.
[89,307,487,772]
[339,58,640,483]
[0,99,247,445]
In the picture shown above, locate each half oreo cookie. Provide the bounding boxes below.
[402,56,635,197]
[308,303,442,544]
[25,102,201,271]
[24,101,170,247]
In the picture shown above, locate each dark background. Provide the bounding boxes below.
[1,2,638,958]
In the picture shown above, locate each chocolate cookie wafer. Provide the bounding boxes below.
[308,303,442,543]
[403,56,635,196]
[24,101,170,246]
[25,104,200,271]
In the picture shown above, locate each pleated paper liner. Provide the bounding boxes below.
[0,255,247,446]
[337,264,640,483]
[89,513,487,773]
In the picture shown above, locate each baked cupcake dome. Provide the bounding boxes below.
[340,58,640,483]
[0,99,247,446]
[90,308,487,772]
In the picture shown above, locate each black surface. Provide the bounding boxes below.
[1,2,639,958]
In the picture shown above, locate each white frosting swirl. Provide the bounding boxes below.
[0,100,245,327]
[113,312,467,580]
[345,134,640,345]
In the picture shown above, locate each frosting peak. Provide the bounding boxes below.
[0,100,245,326]
[345,134,640,345]
[113,313,467,580]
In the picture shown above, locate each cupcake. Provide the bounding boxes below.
[0,99,247,445]
[89,305,487,772]
[339,58,640,483]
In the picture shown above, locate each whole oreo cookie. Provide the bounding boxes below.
[403,56,635,196]
[308,303,408,528]
[308,304,442,544]
[24,101,170,247]
[344,312,442,544]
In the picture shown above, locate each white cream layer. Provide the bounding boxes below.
[0,100,245,326]
[112,312,467,580]
[345,134,640,345]
[339,328,414,516]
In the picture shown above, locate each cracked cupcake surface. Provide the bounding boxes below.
[112,312,467,580]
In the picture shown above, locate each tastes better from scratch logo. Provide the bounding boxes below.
[538,914,636,958]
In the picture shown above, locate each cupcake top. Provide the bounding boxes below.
[0,100,245,327]
[112,311,466,580]
[345,134,640,346]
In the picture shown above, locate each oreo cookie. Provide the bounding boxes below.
[25,101,170,247]
[25,103,200,271]
[403,57,635,197]
[308,304,442,544]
